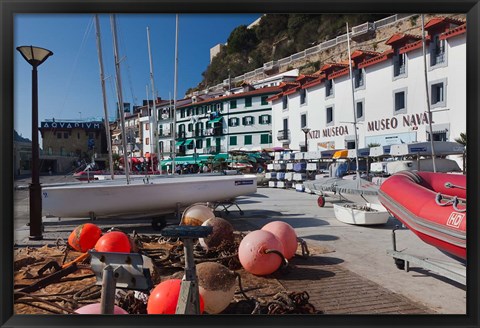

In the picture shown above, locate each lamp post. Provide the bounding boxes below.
[17,45,53,240]
[302,127,311,152]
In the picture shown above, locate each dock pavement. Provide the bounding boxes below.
[13,175,466,314]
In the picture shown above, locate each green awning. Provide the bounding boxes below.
[184,139,194,146]
[214,153,229,160]
[175,141,184,146]
[208,117,222,123]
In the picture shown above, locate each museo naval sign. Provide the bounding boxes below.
[40,121,103,130]
[308,113,434,139]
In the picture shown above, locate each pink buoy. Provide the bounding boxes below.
[74,303,128,314]
[238,230,284,276]
[262,221,298,259]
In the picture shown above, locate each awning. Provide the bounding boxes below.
[332,150,349,159]
[214,153,229,160]
[208,117,222,123]
[184,139,194,146]
[175,141,184,146]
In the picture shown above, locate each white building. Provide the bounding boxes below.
[269,16,466,164]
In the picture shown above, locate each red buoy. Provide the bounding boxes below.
[147,279,204,314]
[262,221,297,259]
[68,223,102,252]
[94,231,131,253]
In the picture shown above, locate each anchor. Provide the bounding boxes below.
[161,225,213,314]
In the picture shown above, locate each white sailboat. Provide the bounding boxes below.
[41,14,257,220]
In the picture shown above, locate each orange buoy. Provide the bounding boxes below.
[94,231,131,253]
[147,279,204,314]
[180,204,215,226]
[68,223,102,252]
[74,303,128,314]
[199,217,234,249]
[238,230,285,276]
[262,221,297,259]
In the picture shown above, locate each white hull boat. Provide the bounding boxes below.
[42,174,257,218]
[333,202,390,225]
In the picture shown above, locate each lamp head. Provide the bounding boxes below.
[302,127,311,134]
[16,45,53,67]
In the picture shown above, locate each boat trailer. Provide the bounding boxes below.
[387,226,466,286]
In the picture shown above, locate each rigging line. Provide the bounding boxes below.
[116,16,138,107]
[58,16,95,121]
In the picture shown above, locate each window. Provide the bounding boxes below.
[282,96,288,110]
[181,109,185,118]
[228,118,239,127]
[261,96,268,105]
[196,139,203,149]
[354,68,364,88]
[260,134,271,144]
[326,106,334,125]
[146,137,150,145]
[325,79,334,98]
[243,116,254,126]
[230,100,237,109]
[427,131,447,142]
[245,97,252,107]
[430,80,446,108]
[145,123,149,130]
[431,34,446,67]
[259,115,271,125]
[300,89,307,105]
[244,135,252,145]
[188,123,193,132]
[57,132,62,139]
[216,103,222,111]
[393,51,406,77]
[346,140,356,150]
[206,122,212,129]
[356,100,364,121]
[230,136,237,146]
[206,138,211,148]
[77,133,80,139]
[300,113,307,129]
[393,88,407,114]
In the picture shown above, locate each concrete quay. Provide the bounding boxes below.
[13,175,466,314]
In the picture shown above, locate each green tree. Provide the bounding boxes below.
[227,25,258,55]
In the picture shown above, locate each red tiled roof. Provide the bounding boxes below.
[385,33,421,46]
[440,23,466,40]
[320,63,348,72]
[283,86,301,96]
[329,67,350,80]
[351,50,380,59]
[296,74,320,82]
[177,86,280,108]
[358,49,394,69]
[302,74,326,89]
[398,40,425,54]
[266,93,283,102]
[424,16,465,30]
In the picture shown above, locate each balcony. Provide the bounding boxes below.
[176,132,186,139]
[277,129,291,142]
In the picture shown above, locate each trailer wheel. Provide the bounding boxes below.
[151,216,167,231]
[317,196,326,207]
[394,258,405,270]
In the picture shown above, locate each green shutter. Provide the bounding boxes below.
[261,96,268,105]
[260,134,269,144]
[206,138,211,147]
[230,136,237,146]
[230,100,237,109]
[244,135,252,145]
[245,97,252,107]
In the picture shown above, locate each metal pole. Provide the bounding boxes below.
[176,238,201,314]
[147,26,162,172]
[421,14,437,172]
[94,15,115,180]
[110,14,131,183]
[100,265,116,314]
[29,66,42,240]
[346,22,361,181]
[146,84,155,173]
[304,131,308,152]
[172,14,179,171]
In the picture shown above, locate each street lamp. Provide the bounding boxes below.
[17,45,53,240]
[302,127,311,152]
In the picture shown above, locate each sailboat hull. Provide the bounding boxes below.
[42,174,257,218]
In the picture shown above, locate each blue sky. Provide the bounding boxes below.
[14,13,261,139]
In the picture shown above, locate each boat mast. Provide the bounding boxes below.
[421,14,437,172]
[93,14,115,180]
[146,26,162,173]
[110,14,131,184]
[346,22,361,180]
[172,14,179,171]
[146,84,155,173]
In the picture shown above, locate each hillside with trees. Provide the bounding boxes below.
[192,14,389,93]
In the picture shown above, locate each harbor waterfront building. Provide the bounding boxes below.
[39,119,109,172]
[268,16,466,168]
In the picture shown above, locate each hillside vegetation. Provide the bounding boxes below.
[193,14,389,93]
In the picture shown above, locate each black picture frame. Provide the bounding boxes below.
[1,1,479,327]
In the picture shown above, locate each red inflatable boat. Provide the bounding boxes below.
[378,171,466,260]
